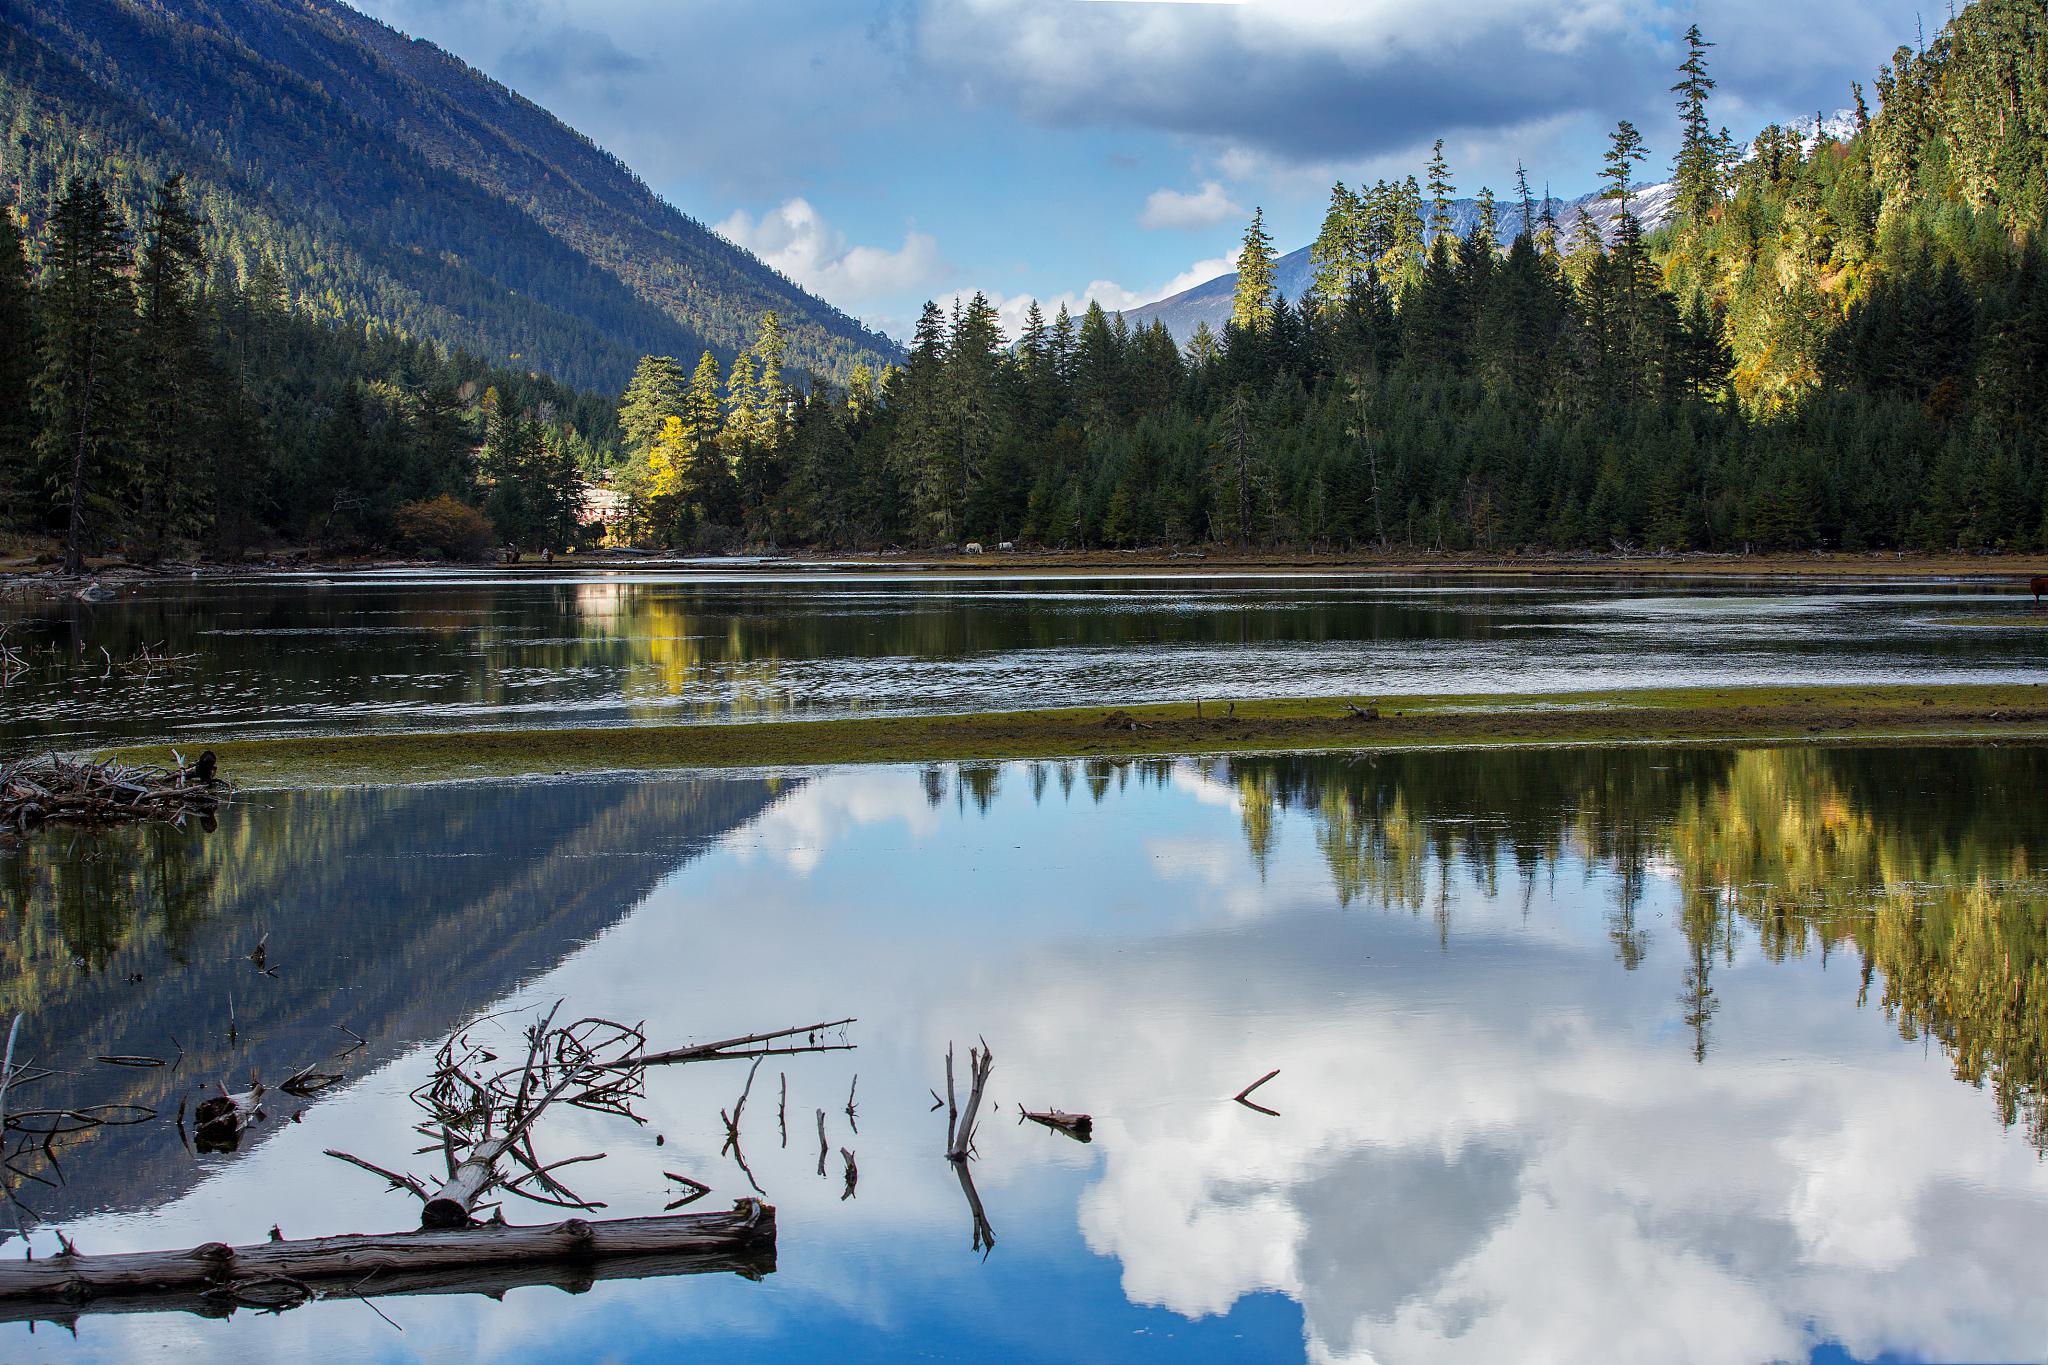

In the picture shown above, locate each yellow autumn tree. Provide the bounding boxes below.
[646,415,689,499]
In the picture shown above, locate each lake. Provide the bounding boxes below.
[4,570,2046,748]
[5,744,2046,1364]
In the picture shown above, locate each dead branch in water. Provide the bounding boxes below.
[662,1172,710,1211]
[944,1040,994,1161]
[1020,1110,1093,1143]
[1,752,228,833]
[328,1003,646,1229]
[719,1059,765,1197]
[952,1158,996,1257]
[623,1017,857,1069]
[1232,1069,1281,1117]
[0,1201,775,1326]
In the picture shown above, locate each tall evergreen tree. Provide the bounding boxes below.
[1427,140,1458,239]
[1672,26,1722,224]
[133,175,216,560]
[1310,182,1366,314]
[616,356,690,456]
[1232,208,1279,332]
[0,208,34,530]
[35,177,136,574]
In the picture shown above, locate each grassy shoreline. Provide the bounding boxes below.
[109,683,2048,788]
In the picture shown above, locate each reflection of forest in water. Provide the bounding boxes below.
[4,744,2044,1228]
[922,746,2048,1149]
[12,576,2042,747]
[0,776,787,1222]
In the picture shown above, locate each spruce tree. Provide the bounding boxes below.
[1513,163,1537,244]
[0,209,34,530]
[616,355,690,455]
[35,176,136,574]
[1672,26,1721,224]
[1310,183,1365,314]
[134,175,216,561]
[1232,208,1279,332]
[1427,140,1458,239]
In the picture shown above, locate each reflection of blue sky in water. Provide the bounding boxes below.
[17,762,2048,1364]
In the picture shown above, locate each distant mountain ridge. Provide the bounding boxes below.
[1128,111,1858,342]
[0,0,900,390]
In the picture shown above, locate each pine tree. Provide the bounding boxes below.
[0,208,34,530]
[1475,187,1500,248]
[1232,208,1279,332]
[134,175,216,561]
[1672,25,1722,224]
[1427,140,1458,239]
[35,177,136,574]
[1310,183,1365,314]
[616,356,690,456]
[1602,120,1649,217]
[891,301,954,545]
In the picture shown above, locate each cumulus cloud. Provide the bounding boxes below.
[715,198,946,307]
[1141,181,1245,229]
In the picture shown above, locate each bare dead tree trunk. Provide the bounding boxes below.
[0,1202,774,1323]
[944,1039,993,1161]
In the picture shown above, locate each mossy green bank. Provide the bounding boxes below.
[103,683,2048,788]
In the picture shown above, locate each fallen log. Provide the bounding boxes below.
[0,1201,774,1325]
[1020,1109,1093,1142]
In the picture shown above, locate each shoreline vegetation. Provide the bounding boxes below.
[107,683,2048,788]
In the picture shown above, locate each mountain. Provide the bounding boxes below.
[0,0,899,392]
[1128,111,1856,343]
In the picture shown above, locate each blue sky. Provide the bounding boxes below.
[352,0,1933,341]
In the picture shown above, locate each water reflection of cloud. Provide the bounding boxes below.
[26,759,2048,1365]
[720,769,942,873]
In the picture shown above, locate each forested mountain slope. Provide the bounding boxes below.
[0,0,897,392]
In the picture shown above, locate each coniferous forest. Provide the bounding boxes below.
[1,0,2043,564]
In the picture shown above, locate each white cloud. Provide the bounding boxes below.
[715,198,946,307]
[1140,180,1245,229]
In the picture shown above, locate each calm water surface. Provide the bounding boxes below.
[3,571,2045,747]
[3,746,2045,1363]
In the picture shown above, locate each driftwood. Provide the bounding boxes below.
[1233,1068,1281,1117]
[944,1040,994,1161]
[1020,1109,1093,1142]
[1343,701,1380,720]
[624,1017,856,1068]
[329,1004,646,1229]
[1,752,228,833]
[0,1201,774,1325]
[193,1082,266,1153]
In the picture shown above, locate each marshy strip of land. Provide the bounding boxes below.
[106,683,2048,788]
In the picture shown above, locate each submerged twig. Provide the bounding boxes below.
[1232,1068,1281,1117]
